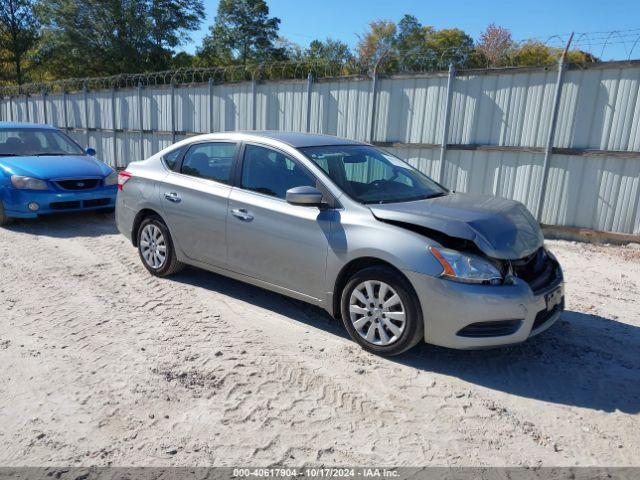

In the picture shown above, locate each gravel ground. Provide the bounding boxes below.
[0,213,638,467]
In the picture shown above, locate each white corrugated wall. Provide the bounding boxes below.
[1,63,639,235]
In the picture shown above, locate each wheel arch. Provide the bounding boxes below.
[131,208,165,247]
[331,257,409,319]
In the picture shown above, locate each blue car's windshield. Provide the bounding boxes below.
[0,128,85,157]
[300,145,448,204]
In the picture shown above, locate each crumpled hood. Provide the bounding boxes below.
[0,155,112,179]
[370,192,544,260]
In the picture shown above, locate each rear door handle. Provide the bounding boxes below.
[164,192,181,203]
[231,208,254,221]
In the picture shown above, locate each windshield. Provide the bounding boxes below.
[0,128,85,157]
[300,145,447,204]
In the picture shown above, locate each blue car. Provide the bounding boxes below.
[0,122,118,225]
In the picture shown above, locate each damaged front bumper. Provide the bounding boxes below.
[404,269,564,349]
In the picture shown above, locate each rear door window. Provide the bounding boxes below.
[180,142,237,184]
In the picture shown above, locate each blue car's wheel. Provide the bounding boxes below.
[0,200,13,227]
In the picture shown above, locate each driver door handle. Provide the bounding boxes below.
[164,192,181,203]
[231,208,254,221]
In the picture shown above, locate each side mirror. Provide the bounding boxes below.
[86,147,97,156]
[286,186,323,207]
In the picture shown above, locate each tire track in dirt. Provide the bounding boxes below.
[0,216,638,466]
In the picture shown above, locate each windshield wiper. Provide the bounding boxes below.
[363,191,449,205]
[32,152,69,156]
[424,192,448,199]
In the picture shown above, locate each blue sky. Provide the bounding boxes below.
[185,0,640,60]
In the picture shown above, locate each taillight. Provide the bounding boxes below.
[117,171,132,191]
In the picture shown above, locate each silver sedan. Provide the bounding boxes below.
[116,132,564,356]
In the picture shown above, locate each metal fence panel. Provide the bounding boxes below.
[2,63,640,236]
[555,67,640,151]
[375,75,448,144]
[310,78,371,141]
[449,70,556,147]
[256,80,307,132]
[543,154,640,234]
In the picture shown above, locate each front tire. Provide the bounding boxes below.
[340,266,424,356]
[137,215,184,277]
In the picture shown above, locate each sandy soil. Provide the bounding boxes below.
[0,214,638,467]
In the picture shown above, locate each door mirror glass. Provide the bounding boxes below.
[85,147,96,156]
[286,186,323,207]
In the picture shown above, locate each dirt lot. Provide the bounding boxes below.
[0,214,638,467]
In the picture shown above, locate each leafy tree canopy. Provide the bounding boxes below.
[198,0,283,66]
[0,0,39,84]
[35,0,204,79]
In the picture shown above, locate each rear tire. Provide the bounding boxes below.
[0,200,13,227]
[340,265,424,356]
[137,215,184,277]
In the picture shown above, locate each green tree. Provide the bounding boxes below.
[37,0,154,77]
[171,51,196,69]
[356,20,396,69]
[0,0,39,85]
[425,28,475,67]
[395,15,434,69]
[356,17,476,71]
[304,38,353,63]
[148,0,205,70]
[198,0,282,66]
[36,0,204,78]
[509,41,556,66]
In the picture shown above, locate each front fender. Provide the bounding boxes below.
[324,209,445,304]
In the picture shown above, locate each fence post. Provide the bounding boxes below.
[111,86,118,168]
[170,81,176,143]
[535,33,574,222]
[138,82,144,160]
[208,77,214,133]
[9,96,14,121]
[83,82,90,146]
[368,72,378,143]
[62,90,68,130]
[251,76,257,130]
[42,88,48,124]
[25,92,30,122]
[306,72,313,133]
[438,63,456,184]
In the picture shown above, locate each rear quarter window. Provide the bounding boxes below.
[162,146,185,170]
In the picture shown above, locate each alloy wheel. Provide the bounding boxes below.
[348,280,406,346]
[140,224,167,269]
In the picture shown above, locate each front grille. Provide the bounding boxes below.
[457,319,522,338]
[55,179,100,190]
[532,299,564,331]
[50,200,81,210]
[49,198,110,210]
[510,248,561,294]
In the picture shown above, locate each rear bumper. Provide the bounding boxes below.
[404,269,564,349]
[2,186,117,218]
[115,193,136,243]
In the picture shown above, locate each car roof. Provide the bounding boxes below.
[0,122,56,130]
[238,131,366,148]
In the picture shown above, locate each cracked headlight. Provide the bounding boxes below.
[11,175,48,190]
[429,246,503,285]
